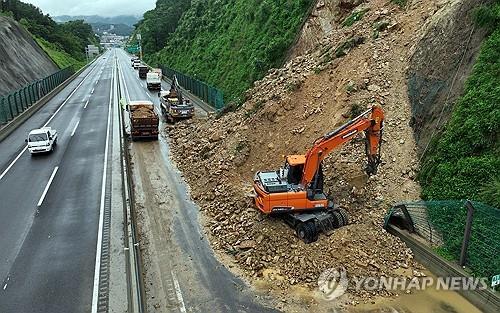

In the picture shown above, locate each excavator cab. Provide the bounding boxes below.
[253,105,384,243]
[283,155,305,185]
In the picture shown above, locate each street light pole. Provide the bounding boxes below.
[137,33,142,59]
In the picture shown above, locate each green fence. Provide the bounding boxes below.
[0,67,73,125]
[159,65,225,111]
[385,200,500,279]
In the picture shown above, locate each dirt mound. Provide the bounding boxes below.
[164,0,452,308]
[0,16,58,96]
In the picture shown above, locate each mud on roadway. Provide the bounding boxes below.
[129,135,276,313]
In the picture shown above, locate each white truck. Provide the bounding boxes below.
[26,127,58,154]
[146,69,162,91]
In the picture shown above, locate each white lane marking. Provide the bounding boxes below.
[84,99,89,109]
[171,271,187,313]
[91,87,95,94]
[43,59,101,127]
[37,166,59,207]
[2,283,6,290]
[146,92,151,99]
[117,60,131,102]
[0,59,102,182]
[70,120,80,137]
[91,50,115,313]
[0,146,27,181]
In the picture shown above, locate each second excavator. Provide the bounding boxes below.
[253,105,384,243]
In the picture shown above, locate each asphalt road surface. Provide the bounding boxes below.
[116,50,276,312]
[0,50,115,312]
[0,48,275,313]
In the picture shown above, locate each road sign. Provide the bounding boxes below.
[492,274,500,287]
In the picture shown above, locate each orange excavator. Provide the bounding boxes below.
[253,105,384,243]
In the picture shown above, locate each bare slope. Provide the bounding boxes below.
[0,16,58,96]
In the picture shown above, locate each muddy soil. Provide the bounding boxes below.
[163,0,483,311]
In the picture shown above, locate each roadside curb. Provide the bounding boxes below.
[0,60,95,143]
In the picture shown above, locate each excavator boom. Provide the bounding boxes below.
[252,105,385,243]
[301,105,384,186]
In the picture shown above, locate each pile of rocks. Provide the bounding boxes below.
[165,0,429,304]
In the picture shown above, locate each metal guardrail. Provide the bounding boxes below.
[0,67,73,125]
[159,65,225,111]
[384,200,500,313]
[384,200,500,279]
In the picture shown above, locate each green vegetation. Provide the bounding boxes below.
[132,0,191,55]
[141,0,314,102]
[391,0,408,7]
[419,1,500,209]
[426,201,500,279]
[35,37,85,70]
[0,0,98,69]
[342,8,369,27]
[334,36,365,57]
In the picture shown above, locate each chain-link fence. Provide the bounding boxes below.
[0,67,73,125]
[159,65,225,111]
[385,200,500,280]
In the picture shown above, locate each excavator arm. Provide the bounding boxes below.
[301,105,384,186]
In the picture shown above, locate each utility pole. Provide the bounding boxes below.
[137,33,142,59]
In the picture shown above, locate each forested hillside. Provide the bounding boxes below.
[136,0,315,102]
[132,0,191,55]
[420,1,500,207]
[0,0,98,69]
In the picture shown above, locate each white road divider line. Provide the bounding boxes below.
[71,120,80,137]
[171,271,187,313]
[91,87,95,94]
[37,166,59,207]
[44,59,101,127]
[0,59,102,182]
[0,146,27,181]
[91,51,115,313]
[146,93,151,99]
[84,99,90,109]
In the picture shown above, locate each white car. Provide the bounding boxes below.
[26,127,58,154]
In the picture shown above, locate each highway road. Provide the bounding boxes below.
[116,50,276,312]
[0,48,274,313]
[0,50,117,312]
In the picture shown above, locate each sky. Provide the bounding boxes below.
[23,0,156,17]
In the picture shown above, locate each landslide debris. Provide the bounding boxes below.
[164,0,448,307]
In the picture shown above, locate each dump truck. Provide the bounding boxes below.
[128,101,159,141]
[146,69,162,91]
[253,106,384,243]
[138,65,149,79]
[159,76,194,123]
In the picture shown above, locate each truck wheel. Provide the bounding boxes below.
[296,222,317,244]
[337,208,349,226]
[331,211,344,228]
[307,221,319,243]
